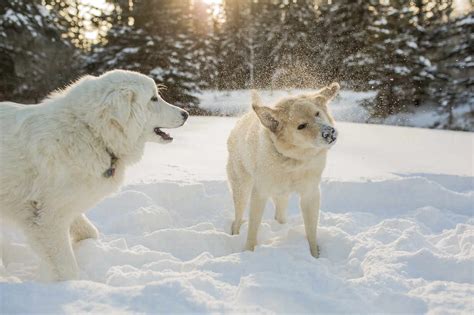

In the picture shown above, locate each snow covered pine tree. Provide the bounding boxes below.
[88,0,201,113]
[0,0,75,102]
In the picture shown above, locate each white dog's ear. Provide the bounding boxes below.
[317,82,340,101]
[104,88,134,127]
[253,104,280,133]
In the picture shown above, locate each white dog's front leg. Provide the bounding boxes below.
[300,185,321,258]
[70,214,99,243]
[245,189,267,251]
[25,223,79,281]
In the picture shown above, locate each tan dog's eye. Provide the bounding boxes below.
[315,112,320,117]
[151,96,158,102]
[297,123,307,130]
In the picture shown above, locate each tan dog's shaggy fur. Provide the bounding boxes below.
[227,83,340,257]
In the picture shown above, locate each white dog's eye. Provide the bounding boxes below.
[315,111,320,117]
[151,96,158,102]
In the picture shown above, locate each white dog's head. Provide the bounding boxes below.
[77,70,189,146]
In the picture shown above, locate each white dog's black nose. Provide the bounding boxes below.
[181,111,189,121]
[321,125,337,144]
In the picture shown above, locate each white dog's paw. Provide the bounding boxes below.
[70,216,99,243]
[76,225,99,242]
[53,265,80,281]
[82,224,99,240]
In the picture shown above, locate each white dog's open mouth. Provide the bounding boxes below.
[154,127,173,141]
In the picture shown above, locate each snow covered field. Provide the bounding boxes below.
[198,89,473,131]
[1,117,473,314]
[198,89,374,123]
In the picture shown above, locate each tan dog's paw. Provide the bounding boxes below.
[274,213,287,224]
[310,244,320,258]
[231,220,244,235]
[245,242,256,252]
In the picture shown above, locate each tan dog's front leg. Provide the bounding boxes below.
[245,189,267,251]
[273,195,289,224]
[300,186,321,258]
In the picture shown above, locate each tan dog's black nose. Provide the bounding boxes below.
[321,125,337,144]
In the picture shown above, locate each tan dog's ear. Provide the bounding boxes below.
[251,89,263,107]
[318,82,340,101]
[253,105,279,134]
[252,90,280,132]
[312,95,327,106]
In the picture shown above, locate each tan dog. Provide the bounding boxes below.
[226,83,340,257]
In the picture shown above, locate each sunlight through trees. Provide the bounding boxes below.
[1,0,472,129]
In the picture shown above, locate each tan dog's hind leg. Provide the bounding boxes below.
[228,163,252,235]
[70,214,99,243]
[245,189,267,251]
[300,185,321,258]
[273,195,289,224]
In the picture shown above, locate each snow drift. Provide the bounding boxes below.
[1,117,473,314]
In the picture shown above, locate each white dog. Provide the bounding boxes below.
[0,70,188,280]
[227,83,339,257]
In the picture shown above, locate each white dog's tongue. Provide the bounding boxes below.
[154,127,173,141]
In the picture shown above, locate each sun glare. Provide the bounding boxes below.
[203,0,222,4]
[201,0,223,20]
[453,0,472,15]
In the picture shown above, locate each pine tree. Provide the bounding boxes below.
[88,0,200,111]
[362,1,445,117]
[43,0,116,50]
[317,0,377,89]
[190,1,221,89]
[217,0,252,89]
[431,12,473,130]
[248,0,278,88]
[0,0,75,102]
[263,0,320,89]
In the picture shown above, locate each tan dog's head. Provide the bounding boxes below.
[253,83,340,152]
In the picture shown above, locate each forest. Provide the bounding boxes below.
[1,0,472,130]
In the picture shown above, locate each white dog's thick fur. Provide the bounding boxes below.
[227,83,340,257]
[0,70,188,280]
